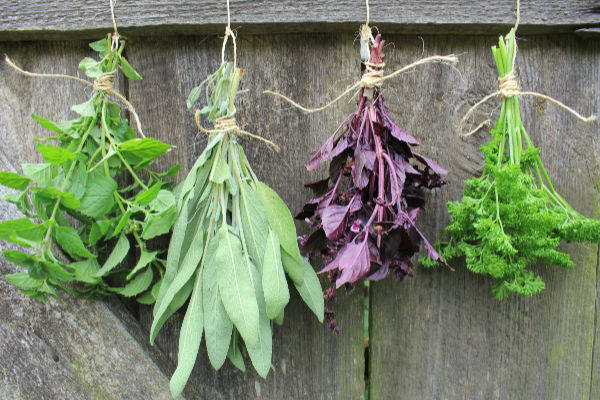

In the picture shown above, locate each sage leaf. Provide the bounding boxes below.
[280,248,305,285]
[150,279,194,345]
[169,270,203,398]
[239,182,269,268]
[227,332,246,372]
[255,181,301,259]
[262,228,289,319]
[246,261,273,378]
[293,257,324,322]
[202,243,232,370]
[215,226,259,349]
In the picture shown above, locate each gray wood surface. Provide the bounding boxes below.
[128,32,366,399]
[0,41,188,400]
[0,0,599,40]
[368,34,600,400]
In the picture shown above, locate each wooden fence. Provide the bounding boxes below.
[0,1,599,399]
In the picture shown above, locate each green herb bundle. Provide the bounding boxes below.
[0,34,176,302]
[421,29,600,299]
[150,62,324,397]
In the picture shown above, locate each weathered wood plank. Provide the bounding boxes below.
[0,41,185,400]
[128,32,365,399]
[1,0,599,40]
[369,34,600,399]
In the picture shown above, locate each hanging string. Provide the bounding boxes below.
[459,0,595,136]
[221,0,237,69]
[194,0,279,152]
[3,0,146,138]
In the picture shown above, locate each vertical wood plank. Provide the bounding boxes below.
[128,32,365,399]
[369,34,600,400]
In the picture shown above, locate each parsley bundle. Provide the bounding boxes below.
[421,29,600,299]
[298,34,448,331]
[150,61,324,397]
[0,34,176,302]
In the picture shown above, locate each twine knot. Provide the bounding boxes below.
[361,61,385,89]
[213,115,241,135]
[498,71,521,98]
[92,71,116,92]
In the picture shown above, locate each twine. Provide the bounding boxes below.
[194,110,280,152]
[221,0,237,69]
[264,55,457,113]
[459,0,596,137]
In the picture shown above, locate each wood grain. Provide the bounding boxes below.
[0,41,182,400]
[0,0,599,40]
[368,34,600,400]
[128,32,366,399]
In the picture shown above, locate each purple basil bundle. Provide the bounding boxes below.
[297,35,448,330]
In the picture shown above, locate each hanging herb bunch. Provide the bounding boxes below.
[421,29,600,299]
[150,47,324,396]
[0,34,177,302]
[297,32,449,331]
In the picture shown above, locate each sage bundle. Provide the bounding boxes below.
[150,59,323,396]
[421,29,600,299]
[1,34,176,302]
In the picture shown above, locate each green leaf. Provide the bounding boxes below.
[88,39,109,56]
[67,164,87,199]
[36,188,80,210]
[255,181,302,259]
[31,114,67,135]
[159,164,180,178]
[78,57,103,78]
[80,176,117,217]
[203,243,233,370]
[119,56,143,80]
[239,182,269,269]
[112,210,132,238]
[141,205,177,240]
[5,272,42,289]
[135,182,162,205]
[150,279,194,346]
[119,138,171,160]
[186,85,203,109]
[0,171,30,190]
[22,163,53,186]
[262,228,289,319]
[274,309,284,326]
[151,224,205,344]
[280,248,305,285]
[116,267,154,297]
[293,257,324,322]
[37,145,76,164]
[136,291,156,305]
[93,234,129,277]
[169,270,203,398]
[210,153,231,184]
[246,261,273,378]
[72,259,101,284]
[0,218,46,248]
[215,226,259,349]
[227,332,246,372]
[53,225,95,259]
[127,250,157,280]
[72,98,97,117]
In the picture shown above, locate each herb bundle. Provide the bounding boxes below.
[298,35,448,331]
[150,61,324,397]
[421,29,600,299]
[0,35,176,302]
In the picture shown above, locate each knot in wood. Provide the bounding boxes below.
[93,71,116,92]
[498,71,521,98]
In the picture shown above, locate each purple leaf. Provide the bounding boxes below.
[414,152,449,175]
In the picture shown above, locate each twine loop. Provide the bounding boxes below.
[361,61,385,89]
[194,110,280,152]
[92,71,116,92]
[498,71,521,98]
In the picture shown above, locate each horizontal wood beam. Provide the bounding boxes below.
[0,0,599,41]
